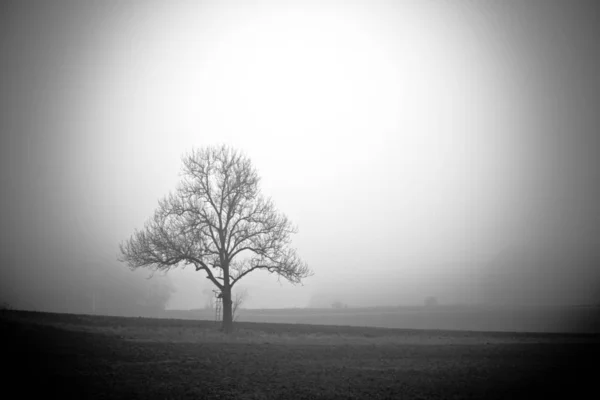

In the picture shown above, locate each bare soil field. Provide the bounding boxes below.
[2,310,598,399]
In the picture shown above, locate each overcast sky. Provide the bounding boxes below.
[1,0,599,312]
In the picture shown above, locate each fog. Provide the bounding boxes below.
[1,1,599,319]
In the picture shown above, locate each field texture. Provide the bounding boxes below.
[2,310,598,399]
[168,305,600,333]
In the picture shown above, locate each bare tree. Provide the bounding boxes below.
[202,288,215,310]
[119,145,312,332]
[144,277,176,314]
[232,288,249,322]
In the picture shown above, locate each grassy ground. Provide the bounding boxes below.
[168,304,600,333]
[2,310,598,399]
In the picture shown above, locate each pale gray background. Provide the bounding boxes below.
[1,1,599,313]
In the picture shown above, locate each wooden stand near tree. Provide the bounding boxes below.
[119,145,312,333]
[214,290,222,323]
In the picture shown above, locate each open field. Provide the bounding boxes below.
[168,304,600,333]
[2,310,599,399]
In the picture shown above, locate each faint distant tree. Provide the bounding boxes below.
[331,301,346,309]
[119,145,312,333]
[424,296,438,308]
[232,288,249,322]
[202,288,215,310]
[145,278,176,313]
[0,301,12,312]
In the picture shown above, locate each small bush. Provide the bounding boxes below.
[331,301,347,309]
[424,296,438,308]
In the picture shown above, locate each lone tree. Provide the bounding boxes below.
[119,145,312,332]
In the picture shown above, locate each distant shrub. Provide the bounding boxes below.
[0,301,12,311]
[424,296,438,308]
[331,301,346,309]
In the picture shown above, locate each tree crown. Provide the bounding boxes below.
[119,145,312,290]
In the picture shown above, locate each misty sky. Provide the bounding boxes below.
[1,1,599,312]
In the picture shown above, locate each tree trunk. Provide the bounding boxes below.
[221,287,233,333]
